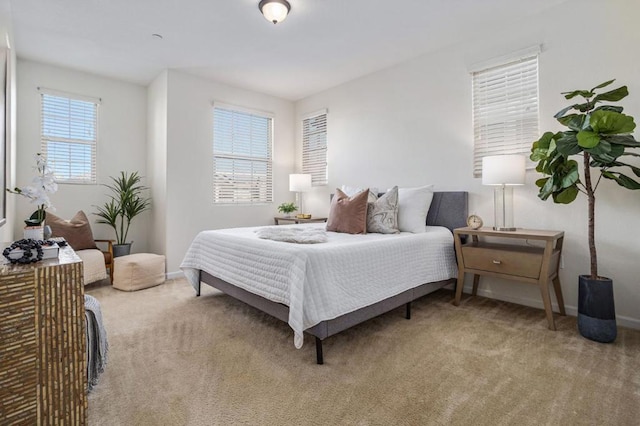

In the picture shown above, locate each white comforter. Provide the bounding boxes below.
[180,223,457,348]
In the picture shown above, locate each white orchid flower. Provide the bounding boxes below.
[8,153,57,225]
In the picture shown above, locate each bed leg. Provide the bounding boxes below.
[315,337,324,365]
[196,281,201,297]
[406,302,412,320]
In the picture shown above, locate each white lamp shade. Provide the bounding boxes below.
[289,174,312,192]
[259,0,290,24]
[482,155,526,186]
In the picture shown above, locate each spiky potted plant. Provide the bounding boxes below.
[530,79,640,342]
[94,171,151,257]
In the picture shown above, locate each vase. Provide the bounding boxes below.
[577,275,617,343]
[24,225,44,240]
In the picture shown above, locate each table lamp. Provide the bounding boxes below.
[482,155,525,231]
[289,174,312,216]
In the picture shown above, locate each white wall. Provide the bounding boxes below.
[161,70,295,272]
[15,60,150,251]
[295,0,640,327]
[146,70,168,258]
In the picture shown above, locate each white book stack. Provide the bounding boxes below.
[5,243,60,261]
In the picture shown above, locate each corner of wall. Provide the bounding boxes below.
[0,7,16,243]
[146,71,169,257]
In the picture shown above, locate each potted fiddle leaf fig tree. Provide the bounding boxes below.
[94,171,151,257]
[530,79,640,343]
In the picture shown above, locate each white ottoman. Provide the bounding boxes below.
[113,253,165,291]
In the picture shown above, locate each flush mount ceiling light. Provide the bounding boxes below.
[259,0,291,24]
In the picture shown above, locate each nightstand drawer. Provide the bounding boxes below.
[462,245,543,279]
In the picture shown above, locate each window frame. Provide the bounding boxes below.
[471,46,540,177]
[301,109,328,187]
[212,102,274,205]
[39,88,100,185]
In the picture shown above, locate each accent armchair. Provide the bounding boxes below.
[46,211,115,285]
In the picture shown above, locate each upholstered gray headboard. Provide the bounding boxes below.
[426,191,468,234]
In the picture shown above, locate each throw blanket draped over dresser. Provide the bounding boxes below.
[85,294,108,392]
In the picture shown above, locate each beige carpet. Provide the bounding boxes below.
[86,278,640,426]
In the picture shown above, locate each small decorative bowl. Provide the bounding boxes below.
[296,214,312,219]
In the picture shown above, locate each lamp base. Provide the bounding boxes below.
[493,185,516,231]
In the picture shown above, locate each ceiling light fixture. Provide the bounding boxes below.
[259,0,291,24]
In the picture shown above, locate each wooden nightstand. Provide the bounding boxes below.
[453,227,566,330]
[274,217,328,225]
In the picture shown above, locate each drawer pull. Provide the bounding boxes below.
[492,260,502,264]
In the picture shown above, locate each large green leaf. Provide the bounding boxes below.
[535,177,549,188]
[590,79,615,91]
[553,185,579,204]
[593,85,628,103]
[554,104,578,119]
[605,134,640,147]
[577,130,600,148]
[563,90,594,100]
[530,132,557,162]
[558,114,589,131]
[602,171,640,189]
[530,148,546,162]
[614,161,640,178]
[590,110,636,134]
[560,160,579,188]
[586,139,612,155]
[576,102,594,113]
[590,143,624,164]
[535,131,555,150]
[542,152,565,176]
[539,175,559,200]
[556,132,582,156]
[593,105,624,114]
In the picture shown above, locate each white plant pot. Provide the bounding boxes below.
[24,226,44,240]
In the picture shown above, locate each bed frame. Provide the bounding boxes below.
[195,191,468,364]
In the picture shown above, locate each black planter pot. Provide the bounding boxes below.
[577,275,617,343]
[113,243,132,258]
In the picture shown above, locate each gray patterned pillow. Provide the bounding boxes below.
[366,186,400,234]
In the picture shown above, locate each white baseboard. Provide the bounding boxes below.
[463,285,640,330]
[166,270,185,280]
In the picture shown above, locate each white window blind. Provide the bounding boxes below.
[472,53,539,177]
[302,110,328,186]
[213,105,273,204]
[40,89,99,184]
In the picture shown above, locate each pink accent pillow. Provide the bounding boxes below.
[326,189,369,234]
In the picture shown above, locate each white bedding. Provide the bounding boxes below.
[180,223,457,348]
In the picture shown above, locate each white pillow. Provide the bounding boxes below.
[340,185,378,202]
[396,185,434,233]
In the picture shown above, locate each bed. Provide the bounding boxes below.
[181,191,468,364]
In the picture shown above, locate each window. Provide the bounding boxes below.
[212,105,273,204]
[472,48,539,177]
[40,89,99,184]
[302,110,328,186]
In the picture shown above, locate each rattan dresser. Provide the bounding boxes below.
[0,244,87,425]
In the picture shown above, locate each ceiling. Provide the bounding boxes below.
[9,0,569,101]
